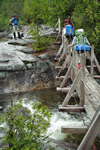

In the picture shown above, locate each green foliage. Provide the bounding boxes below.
[0,99,52,150]
[29,23,54,52]
[72,0,100,49]
[24,0,49,25]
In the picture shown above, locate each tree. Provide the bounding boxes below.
[0,99,52,150]
[24,0,49,31]
[72,0,100,49]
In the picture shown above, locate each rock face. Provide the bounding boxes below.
[0,25,60,96]
[0,42,60,96]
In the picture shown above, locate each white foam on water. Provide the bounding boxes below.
[47,112,90,140]
[21,98,90,141]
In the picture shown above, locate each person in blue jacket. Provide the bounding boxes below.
[9,14,21,40]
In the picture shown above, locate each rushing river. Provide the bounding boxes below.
[0,88,100,147]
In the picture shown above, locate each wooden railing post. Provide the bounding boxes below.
[71,49,76,81]
[91,46,94,76]
[80,54,85,107]
[58,17,61,34]
[78,106,100,150]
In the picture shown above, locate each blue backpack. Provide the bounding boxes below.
[65,25,75,38]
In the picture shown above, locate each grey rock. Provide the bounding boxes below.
[36,61,49,73]
[38,53,48,60]
[0,31,8,39]
[31,73,36,79]
[8,39,28,46]
[8,39,35,46]
[0,106,3,111]
[47,61,55,72]
[4,33,12,39]
[0,56,26,71]
[15,51,37,63]
[24,39,35,44]
[13,46,35,54]
[23,34,33,39]
[27,63,33,69]
[0,72,6,79]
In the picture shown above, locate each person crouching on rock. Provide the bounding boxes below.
[9,14,22,40]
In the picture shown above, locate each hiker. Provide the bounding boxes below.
[64,19,75,39]
[70,29,90,55]
[9,14,22,40]
[71,29,90,47]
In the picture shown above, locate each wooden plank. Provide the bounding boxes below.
[61,126,88,134]
[56,87,70,92]
[86,51,91,61]
[56,76,65,79]
[75,54,100,120]
[55,66,62,69]
[78,106,100,150]
[54,34,61,44]
[80,54,85,107]
[58,17,61,33]
[57,55,70,77]
[54,58,59,61]
[55,66,68,69]
[57,37,68,66]
[94,54,100,72]
[56,43,63,58]
[91,46,94,76]
[60,61,73,88]
[53,20,59,31]
[62,70,81,107]
[59,105,85,112]
[93,75,100,79]
[86,65,96,68]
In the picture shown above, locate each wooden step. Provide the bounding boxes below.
[93,75,100,79]
[61,126,88,134]
[59,105,85,112]
[55,66,68,69]
[86,65,96,68]
[56,87,70,92]
[55,66,62,69]
[54,58,59,61]
[56,76,65,79]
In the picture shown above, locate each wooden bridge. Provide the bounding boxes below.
[54,18,100,150]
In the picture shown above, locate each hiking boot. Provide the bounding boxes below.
[18,32,22,39]
[13,32,17,40]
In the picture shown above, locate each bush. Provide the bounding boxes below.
[0,99,52,150]
[29,23,54,52]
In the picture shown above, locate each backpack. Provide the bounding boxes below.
[75,29,90,51]
[65,25,75,38]
[9,15,19,26]
[75,29,86,45]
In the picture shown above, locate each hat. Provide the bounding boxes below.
[15,14,18,16]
